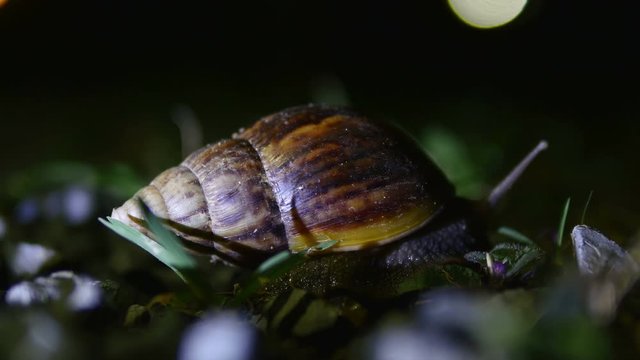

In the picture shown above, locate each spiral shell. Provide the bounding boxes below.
[112,105,454,266]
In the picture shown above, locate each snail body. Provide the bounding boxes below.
[111,104,546,282]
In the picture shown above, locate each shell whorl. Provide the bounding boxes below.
[112,104,455,264]
[111,138,288,265]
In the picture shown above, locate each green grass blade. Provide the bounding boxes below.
[497,226,535,246]
[140,202,196,269]
[256,251,300,274]
[307,239,339,253]
[557,197,571,248]
[580,190,594,224]
[100,216,221,302]
[99,217,186,278]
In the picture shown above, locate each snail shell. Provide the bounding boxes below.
[112,104,454,266]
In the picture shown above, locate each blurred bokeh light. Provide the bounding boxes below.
[448,0,528,28]
[178,312,257,360]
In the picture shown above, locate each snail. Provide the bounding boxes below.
[110,104,546,295]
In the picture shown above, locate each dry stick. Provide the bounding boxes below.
[488,140,549,208]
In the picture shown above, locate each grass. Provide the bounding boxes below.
[99,206,339,307]
[557,197,572,248]
[2,157,638,359]
[497,226,535,246]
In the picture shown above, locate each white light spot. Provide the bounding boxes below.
[179,312,256,360]
[62,185,95,224]
[372,328,431,360]
[5,271,102,311]
[66,276,102,311]
[448,0,527,29]
[11,243,56,276]
[6,282,50,306]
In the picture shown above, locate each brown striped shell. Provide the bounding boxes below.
[111,104,455,266]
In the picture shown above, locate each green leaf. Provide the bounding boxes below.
[464,251,488,265]
[557,198,571,248]
[497,226,535,246]
[506,246,544,278]
[467,242,545,281]
[100,215,223,304]
[307,239,339,253]
[99,217,190,281]
[491,242,526,257]
[140,201,196,270]
[256,251,303,275]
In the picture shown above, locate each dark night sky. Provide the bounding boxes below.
[1,1,637,94]
[1,1,639,236]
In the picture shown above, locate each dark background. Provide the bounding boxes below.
[1,0,639,243]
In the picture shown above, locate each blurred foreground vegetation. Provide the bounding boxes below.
[1,118,639,359]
